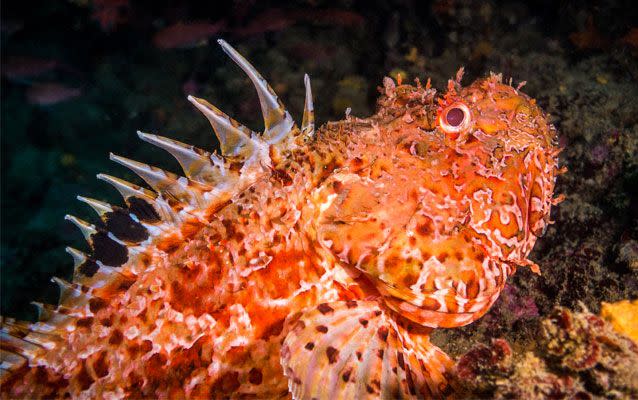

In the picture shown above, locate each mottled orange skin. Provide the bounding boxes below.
[1,73,559,399]
[316,75,559,329]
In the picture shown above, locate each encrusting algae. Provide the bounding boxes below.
[1,40,561,399]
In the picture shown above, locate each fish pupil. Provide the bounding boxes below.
[446,107,465,127]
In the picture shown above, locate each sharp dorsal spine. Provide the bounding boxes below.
[109,153,208,208]
[66,247,122,288]
[76,195,113,216]
[302,74,315,138]
[187,95,261,162]
[217,39,298,146]
[95,173,172,226]
[64,214,98,241]
[96,173,157,202]
[136,131,224,185]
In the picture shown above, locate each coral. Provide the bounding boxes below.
[453,338,513,395]
[542,306,638,396]
[494,353,591,400]
[454,339,591,399]
[453,306,638,399]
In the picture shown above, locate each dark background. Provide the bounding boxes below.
[1,0,637,343]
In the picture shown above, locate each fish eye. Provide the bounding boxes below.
[446,107,465,126]
[439,103,471,134]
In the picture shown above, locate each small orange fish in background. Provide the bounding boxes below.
[233,8,295,37]
[233,8,364,37]
[25,83,82,105]
[1,56,58,80]
[153,21,227,49]
[1,40,561,398]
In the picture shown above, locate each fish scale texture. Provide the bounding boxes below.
[0,43,560,399]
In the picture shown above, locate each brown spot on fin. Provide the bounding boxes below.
[64,215,128,267]
[76,196,149,244]
[281,300,454,399]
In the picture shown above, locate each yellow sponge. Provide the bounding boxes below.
[601,299,638,344]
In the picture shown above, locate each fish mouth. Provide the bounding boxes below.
[376,282,505,329]
[372,258,511,328]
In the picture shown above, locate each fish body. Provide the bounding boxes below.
[25,83,82,105]
[0,41,560,399]
[2,56,58,80]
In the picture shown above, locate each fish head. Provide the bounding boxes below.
[314,73,560,328]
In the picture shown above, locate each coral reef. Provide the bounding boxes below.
[453,306,638,399]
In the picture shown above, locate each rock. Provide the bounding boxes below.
[453,305,638,398]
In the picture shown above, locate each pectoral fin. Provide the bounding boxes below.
[281,300,453,399]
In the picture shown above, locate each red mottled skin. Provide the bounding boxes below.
[1,71,560,399]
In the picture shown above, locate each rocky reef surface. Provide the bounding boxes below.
[452,305,638,399]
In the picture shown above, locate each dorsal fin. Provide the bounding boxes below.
[302,74,315,138]
[109,153,208,207]
[217,39,298,146]
[187,96,260,161]
[50,277,93,311]
[65,214,129,267]
[95,173,173,225]
[77,196,151,244]
[76,195,113,217]
[65,247,122,288]
[137,131,232,186]
[0,42,319,392]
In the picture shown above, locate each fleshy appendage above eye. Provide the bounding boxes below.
[438,102,472,134]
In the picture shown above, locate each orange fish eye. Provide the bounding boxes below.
[439,103,471,134]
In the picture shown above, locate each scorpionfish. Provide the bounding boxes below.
[1,40,561,399]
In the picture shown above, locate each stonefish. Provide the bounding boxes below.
[1,40,561,399]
